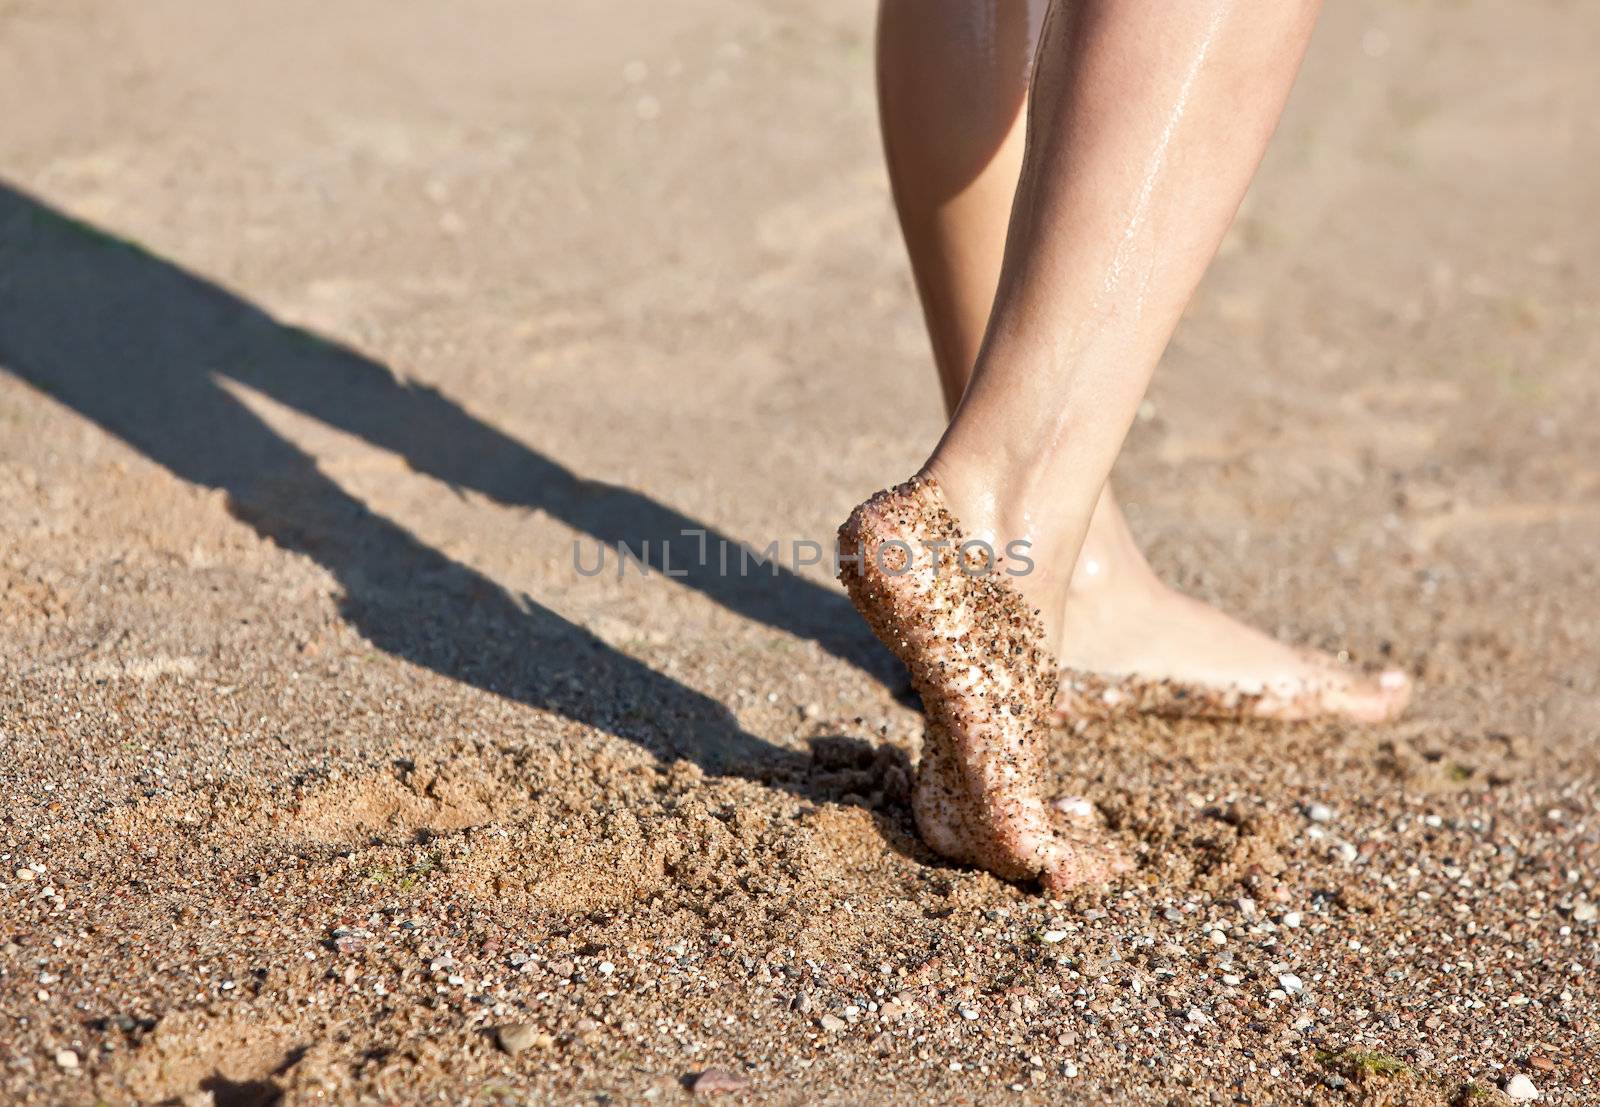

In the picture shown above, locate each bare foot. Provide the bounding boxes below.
[838,476,1128,893]
[1049,492,1412,725]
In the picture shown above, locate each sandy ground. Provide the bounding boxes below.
[2,0,1598,1103]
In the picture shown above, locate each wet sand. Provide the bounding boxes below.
[2,0,1597,1103]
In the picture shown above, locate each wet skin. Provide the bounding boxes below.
[877,0,1409,727]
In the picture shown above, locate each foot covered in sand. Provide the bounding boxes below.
[1049,510,1412,725]
[838,476,1128,893]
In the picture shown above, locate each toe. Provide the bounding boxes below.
[1322,667,1412,723]
[1037,834,1131,894]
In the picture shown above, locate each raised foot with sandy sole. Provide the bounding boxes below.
[837,476,1129,893]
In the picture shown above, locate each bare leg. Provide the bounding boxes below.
[842,0,1338,890]
[877,0,1409,725]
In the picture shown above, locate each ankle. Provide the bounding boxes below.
[919,456,1071,573]
[1065,494,1162,598]
[916,458,1076,656]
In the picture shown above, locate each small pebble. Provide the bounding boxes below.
[690,1069,750,1097]
[1209,929,1228,947]
[495,1022,551,1054]
[1306,803,1333,823]
[818,1014,847,1033]
[1039,930,1068,944]
[1282,912,1303,928]
[54,1049,79,1070]
[1278,974,1304,994]
[1572,901,1597,923]
[1504,1073,1540,1101]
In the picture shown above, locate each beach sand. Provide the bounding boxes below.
[2,0,1597,1102]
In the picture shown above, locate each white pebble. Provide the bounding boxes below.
[1282,911,1302,928]
[1504,1074,1540,1101]
[1278,973,1304,994]
[1307,803,1334,823]
[958,1006,980,1021]
[598,961,615,975]
[1222,974,1242,986]
[1209,929,1228,946]
[1039,930,1068,944]
[54,1049,79,1070]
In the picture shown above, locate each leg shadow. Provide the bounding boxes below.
[0,180,887,679]
[0,181,888,789]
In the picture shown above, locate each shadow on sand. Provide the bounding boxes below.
[0,181,902,797]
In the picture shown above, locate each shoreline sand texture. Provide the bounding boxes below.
[2,0,1597,1103]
